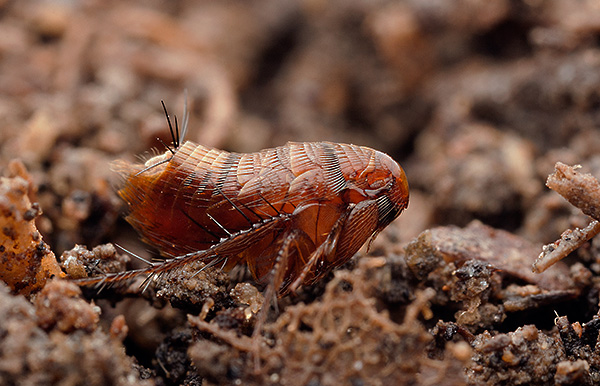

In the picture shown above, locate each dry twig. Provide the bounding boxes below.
[533,162,600,273]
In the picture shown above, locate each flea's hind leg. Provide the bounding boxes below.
[250,228,313,370]
[252,228,312,335]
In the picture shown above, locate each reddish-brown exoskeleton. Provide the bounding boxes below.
[77,104,409,297]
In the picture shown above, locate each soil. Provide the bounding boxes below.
[2,1,600,385]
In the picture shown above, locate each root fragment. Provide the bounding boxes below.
[533,163,600,273]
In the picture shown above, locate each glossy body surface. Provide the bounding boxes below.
[106,141,409,294]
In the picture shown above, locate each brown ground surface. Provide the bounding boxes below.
[2,1,600,385]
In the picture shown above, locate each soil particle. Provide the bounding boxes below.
[0,280,151,386]
[468,325,565,385]
[4,0,600,384]
[0,161,62,296]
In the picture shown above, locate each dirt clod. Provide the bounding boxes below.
[3,0,600,384]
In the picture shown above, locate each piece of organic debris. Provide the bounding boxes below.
[405,221,579,329]
[533,163,600,273]
[0,160,63,295]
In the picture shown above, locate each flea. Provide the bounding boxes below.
[77,104,409,296]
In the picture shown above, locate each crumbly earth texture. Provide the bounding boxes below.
[3,1,600,385]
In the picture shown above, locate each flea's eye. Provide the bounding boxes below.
[368,179,386,190]
[364,179,392,198]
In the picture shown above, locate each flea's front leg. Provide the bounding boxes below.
[289,199,380,292]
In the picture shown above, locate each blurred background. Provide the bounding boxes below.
[1,0,600,257]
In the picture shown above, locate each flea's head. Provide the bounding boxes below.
[343,149,409,230]
[367,151,409,230]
